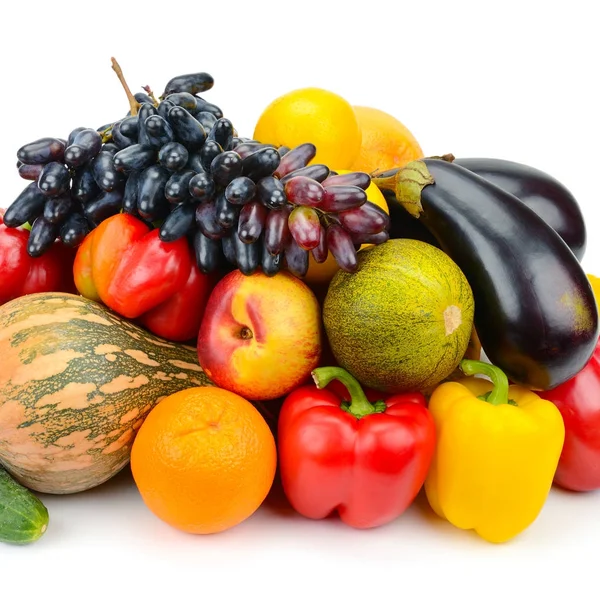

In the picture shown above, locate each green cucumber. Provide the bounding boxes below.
[0,466,49,544]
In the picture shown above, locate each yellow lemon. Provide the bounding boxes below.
[304,170,390,288]
[253,88,361,169]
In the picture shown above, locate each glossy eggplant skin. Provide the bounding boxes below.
[453,157,586,260]
[380,188,440,247]
[376,158,598,391]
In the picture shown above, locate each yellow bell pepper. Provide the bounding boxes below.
[425,359,565,544]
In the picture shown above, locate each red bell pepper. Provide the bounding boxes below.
[278,366,436,529]
[73,213,215,342]
[0,208,76,305]
[538,339,600,491]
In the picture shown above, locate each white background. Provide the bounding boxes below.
[1,1,599,598]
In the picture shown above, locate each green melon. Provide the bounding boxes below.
[323,239,475,393]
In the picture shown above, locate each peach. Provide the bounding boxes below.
[197,270,322,401]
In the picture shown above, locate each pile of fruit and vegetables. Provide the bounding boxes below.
[1,59,599,546]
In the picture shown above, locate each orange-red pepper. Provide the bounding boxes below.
[73,213,214,341]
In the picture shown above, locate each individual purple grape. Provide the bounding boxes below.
[43,194,72,224]
[221,233,237,266]
[284,237,309,278]
[211,151,243,187]
[193,97,223,119]
[208,118,234,150]
[159,202,196,242]
[232,231,260,275]
[195,111,218,133]
[27,216,59,257]
[351,230,390,245]
[264,207,291,255]
[166,170,195,203]
[37,162,70,197]
[120,115,139,138]
[60,212,90,247]
[277,146,291,157]
[111,121,136,149]
[279,164,330,185]
[320,186,367,212]
[163,91,197,111]
[311,224,328,263]
[101,143,120,156]
[200,140,223,172]
[274,143,316,178]
[338,201,390,235]
[113,144,157,173]
[168,106,207,150]
[18,137,66,165]
[189,171,216,202]
[158,142,189,172]
[288,206,321,251]
[67,127,87,146]
[18,163,44,181]
[327,224,358,273]
[255,176,286,209]
[238,201,267,244]
[157,99,175,120]
[123,171,140,215]
[163,72,214,97]
[193,230,222,274]
[72,164,100,203]
[242,147,281,181]
[4,182,46,227]
[195,200,226,240]
[225,176,256,205]
[137,165,170,221]
[137,103,158,146]
[261,237,282,276]
[91,151,125,191]
[233,142,274,159]
[215,192,241,229]
[323,171,371,190]
[144,115,175,147]
[84,188,125,226]
[284,176,323,206]
[64,129,102,167]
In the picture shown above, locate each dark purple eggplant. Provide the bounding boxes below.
[373,158,598,391]
[452,157,586,260]
[377,157,587,261]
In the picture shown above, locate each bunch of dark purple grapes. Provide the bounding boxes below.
[6,67,390,277]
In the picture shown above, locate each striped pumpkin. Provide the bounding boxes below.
[0,292,213,494]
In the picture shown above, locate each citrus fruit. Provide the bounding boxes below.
[253,88,362,169]
[350,106,424,175]
[304,170,390,287]
[130,386,277,535]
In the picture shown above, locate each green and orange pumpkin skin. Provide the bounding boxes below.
[0,292,212,495]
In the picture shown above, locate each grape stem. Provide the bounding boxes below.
[111,57,140,116]
[99,126,113,143]
[142,85,159,107]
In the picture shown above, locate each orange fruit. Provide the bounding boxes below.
[304,170,390,288]
[350,106,424,175]
[253,88,362,169]
[130,386,277,535]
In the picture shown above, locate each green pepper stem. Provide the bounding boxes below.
[459,359,510,406]
[311,366,378,419]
